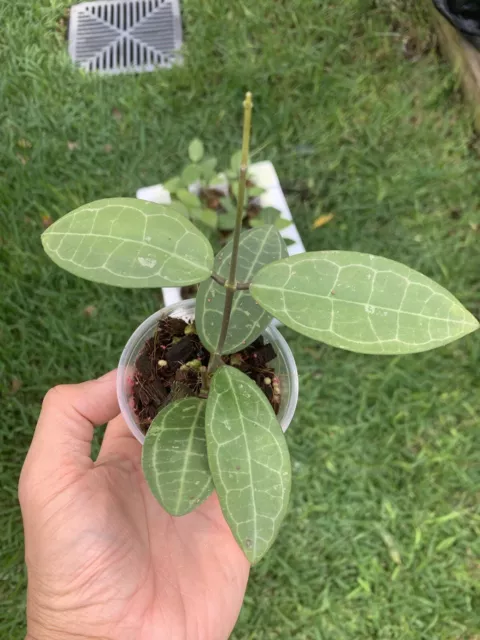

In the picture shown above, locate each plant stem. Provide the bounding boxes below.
[207,290,235,373]
[207,92,253,375]
[199,366,209,396]
[226,93,253,288]
[211,273,251,290]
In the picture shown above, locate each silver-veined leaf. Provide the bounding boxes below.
[188,138,204,163]
[196,226,288,354]
[142,398,213,516]
[42,198,214,287]
[251,251,479,354]
[206,366,291,563]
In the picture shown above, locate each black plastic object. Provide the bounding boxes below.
[433,1,480,50]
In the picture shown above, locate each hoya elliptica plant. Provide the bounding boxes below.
[42,93,479,563]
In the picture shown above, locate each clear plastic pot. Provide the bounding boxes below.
[117,299,299,444]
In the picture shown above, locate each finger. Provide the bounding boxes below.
[97,413,142,462]
[28,370,119,472]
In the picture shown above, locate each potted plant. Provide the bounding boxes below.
[136,139,305,306]
[41,93,479,564]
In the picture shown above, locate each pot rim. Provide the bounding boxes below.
[117,299,299,444]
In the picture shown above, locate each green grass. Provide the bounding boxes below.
[1,0,480,637]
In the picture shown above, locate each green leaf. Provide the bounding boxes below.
[251,251,479,354]
[251,208,287,230]
[230,150,243,175]
[197,225,221,254]
[248,219,266,228]
[231,181,239,201]
[217,213,237,231]
[220,197,236,215]
[190,207,218,230]
[188,138,204,163]
[182,164,202,186]
[187,207,204,220]
[142,398,213,516]
[168,200,190,217]
[200,157,218,181]
[274,217,292,231]
[42,198,214,287]
[198,209,218,229]
[206,366,291,564]
[177,189,202,209]
[209,173,227,187]
[248,186,265,197]
[261,207,281,225]
[164,176,181,193]
[196,226,288,354]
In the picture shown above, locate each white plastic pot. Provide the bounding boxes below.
[136,161,306,308]
[117,299,299,444]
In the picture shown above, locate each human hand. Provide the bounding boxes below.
[20,371,250,640]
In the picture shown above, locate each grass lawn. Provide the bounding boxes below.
[1,0,479,637]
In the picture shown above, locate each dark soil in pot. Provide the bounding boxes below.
[199,185,261,229]
[132,316,280,433]
[201,184,261,235]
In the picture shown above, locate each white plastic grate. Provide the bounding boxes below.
[68,0,182,74]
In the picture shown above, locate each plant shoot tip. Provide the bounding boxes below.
[244,92,253,109]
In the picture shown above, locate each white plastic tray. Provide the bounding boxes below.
[136,161,306,308]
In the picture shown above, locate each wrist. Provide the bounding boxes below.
[26,597,94,640]
[26,592,108,640]
[26,627,93,640]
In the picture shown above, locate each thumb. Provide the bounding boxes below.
[26,370,120,476]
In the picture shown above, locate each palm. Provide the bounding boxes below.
[23,409,250,640]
